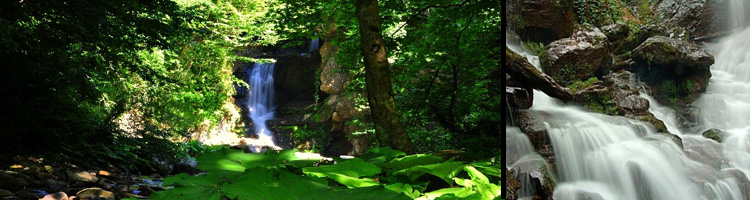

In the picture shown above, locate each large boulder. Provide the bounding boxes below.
[632,36,714,105]
[655,0,738,41]
[544,25,610,85]
[571,71,650,117]
[507,0,575,44]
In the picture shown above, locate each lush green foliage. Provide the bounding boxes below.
[0,0,276,169]
[152,147,500,200]
[271,0,501,157]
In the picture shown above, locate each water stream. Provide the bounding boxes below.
[507,0,750,198]
[247,62,276,147]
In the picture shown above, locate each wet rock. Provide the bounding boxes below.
[614,24,667,55]
[544,25,610,85]
[76,187,115,200]
[0,170,34,189]
[633,36,714,70]
[150,158,173,177]
[511,158,556,200]
[632,114,669,134]
[701,128,726,142]
[507,0,575,44]
[506,168,521,200]
[40,192,68,200]
[66,170,99,183]
[506,73,534,110]
[517,111,557,174]
[506,86,533,110]
[632,36,714,105]
[46,179,68,190]
[601,23,630,43]
[604,71,650,115]
[656,0,736,40]
[173,157,199,175]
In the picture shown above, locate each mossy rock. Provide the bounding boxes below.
[701,128,725,142]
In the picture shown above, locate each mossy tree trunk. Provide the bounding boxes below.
[355,0,416,154]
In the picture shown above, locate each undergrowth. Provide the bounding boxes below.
[140,147,501,200]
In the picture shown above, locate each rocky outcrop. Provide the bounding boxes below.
[655,0,736,41]
[632,36,714,105]
[506,48,573,103]
[507,0,575,44]
[614,24,667,55]
[544,25,610,85]
[314,21,371,157]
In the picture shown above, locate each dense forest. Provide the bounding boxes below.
[0,0,500,199]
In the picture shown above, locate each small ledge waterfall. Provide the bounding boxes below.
[309,38,320,52]
[247,62,276,147]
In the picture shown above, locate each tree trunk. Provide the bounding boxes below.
[506,48,574,102]
[355,0,417,154]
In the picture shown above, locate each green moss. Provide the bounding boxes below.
[568,77,600,93]
[575,0,624,26]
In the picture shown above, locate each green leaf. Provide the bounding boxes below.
[303,158,381,178]
[304,186,412,200]
[464,166,489,183]
[416,188,478,200]
[384,154,444,171]
[221,167,331,200]
[303,158,382,188]
[152,174,222,200]
[385,183,421,198]
[393,161,465,184]
[195,148,248,176]
[358,147,407,163]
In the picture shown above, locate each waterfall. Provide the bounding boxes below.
[247,62,276,146]
[692,0,750,184]
[309,38,320,52]
[506,38,748,199]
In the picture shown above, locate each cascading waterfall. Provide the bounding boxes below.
[506,40,747,199]
[309,38,320,52]
[247,62,276,146]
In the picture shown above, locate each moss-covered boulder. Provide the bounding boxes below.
[544,25,610,85]
[508,0,575,44]
[632,36,714,105]
[701,128,726,142]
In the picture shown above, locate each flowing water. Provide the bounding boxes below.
[247,62,276,146]
[506,28,750,198]
[309,38,320,52]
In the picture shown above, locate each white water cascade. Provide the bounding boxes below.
[506,38,748,199]
[247,62,277,147]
